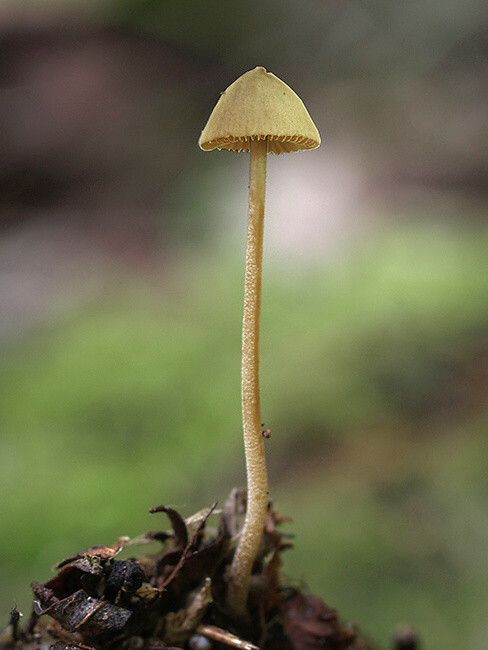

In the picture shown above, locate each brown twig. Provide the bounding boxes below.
[196,624,259,650]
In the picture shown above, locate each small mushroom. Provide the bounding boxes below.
[199,66,320,617]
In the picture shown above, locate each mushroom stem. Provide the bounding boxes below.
[227,137,269,617]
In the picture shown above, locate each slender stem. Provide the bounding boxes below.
[227,137,269,617]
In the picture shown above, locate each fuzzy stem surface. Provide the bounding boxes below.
[227,137,269,618]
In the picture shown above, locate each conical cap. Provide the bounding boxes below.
[198,67,321,154]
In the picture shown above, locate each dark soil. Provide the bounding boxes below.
[0,490,403,650]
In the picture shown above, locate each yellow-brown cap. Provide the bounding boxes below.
[198,67,321,154]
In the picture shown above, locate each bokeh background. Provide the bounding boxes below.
[1,1,488,648]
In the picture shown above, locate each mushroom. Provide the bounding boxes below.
[199,66,320,617]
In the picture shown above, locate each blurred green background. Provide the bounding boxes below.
[1,1,488,648]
